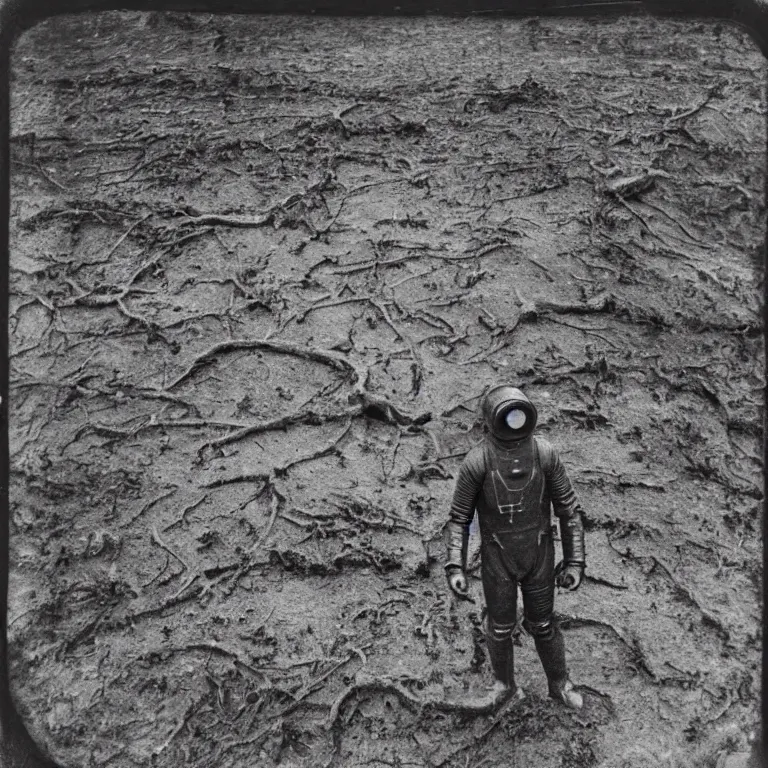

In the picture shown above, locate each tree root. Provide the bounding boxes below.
[288,293,408,344]
[557,612,662,683]
[152,694,207,758]
[326,673,526,734]
[121,488,178,528]
[199,405,360,454]
[107,582,204,628]
[163,494,208,531]
[58,250,166,311]
[163,337,363,392]
[251,478,284,553]
[142,336,430,455]
[647,556,731,644]
[58,606,112,656]
[583,574,628,590]
[216,652,358,760]
[277,420,353,475]
[72,415,264,444]
[86,213,152,265]
[149,524,190,579]
[204,472,270,489]
[146,639,271,682]
[325,678,416,730]
[433,686,532,768]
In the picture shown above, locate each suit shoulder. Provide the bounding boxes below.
[462,443,487,474]
[535,436,558,470]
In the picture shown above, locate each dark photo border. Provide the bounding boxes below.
[0,1,765,766]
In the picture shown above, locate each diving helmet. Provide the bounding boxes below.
[481,385,538,443]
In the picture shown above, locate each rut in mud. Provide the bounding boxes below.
[6,11,765,768]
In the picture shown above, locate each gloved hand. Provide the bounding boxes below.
[446,566,469,597]
[555,561,584,591]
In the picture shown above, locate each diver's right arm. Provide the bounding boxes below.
[445,445,485,596]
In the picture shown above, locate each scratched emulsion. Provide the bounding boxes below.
[7,12,764,768]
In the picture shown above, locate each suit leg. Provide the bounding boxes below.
[481,541,518,689]
[521,533,580,707]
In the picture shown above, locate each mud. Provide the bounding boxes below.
[6,11,765,768]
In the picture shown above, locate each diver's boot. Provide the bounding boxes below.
[530,621,583,710]
[484,625,523,705]
[547,677,583,710]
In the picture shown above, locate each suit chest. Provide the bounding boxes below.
[477,441,550,534]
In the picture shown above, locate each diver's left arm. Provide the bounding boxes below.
[538,438,586,591]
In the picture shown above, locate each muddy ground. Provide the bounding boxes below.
[5,10,766,768]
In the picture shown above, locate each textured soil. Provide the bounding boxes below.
[6,11,765,768]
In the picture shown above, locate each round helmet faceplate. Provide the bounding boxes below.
[481,385,537,442]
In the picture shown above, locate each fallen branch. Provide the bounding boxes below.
[217,652,359,759]
[199,387,427,459]
[120,386,201,416]
[280,653,358,717]
[12,158,69,190]
[352,598,409,623]
[638,199,711,248]
[370,298,404,340]
[330,493,424,538]
[169,573,199,602]
[330,250,425,276]
[458,324,520,366]
[328,237,514,276]
[664,92,716,124]
[314,177,414,238]
[140,554,169,588]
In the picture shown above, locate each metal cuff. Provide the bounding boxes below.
[445,520,469,571]
[560,510,585,566]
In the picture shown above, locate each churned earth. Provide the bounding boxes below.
[6,10,765,768]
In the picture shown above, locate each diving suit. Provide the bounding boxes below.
[445,385,586,709]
